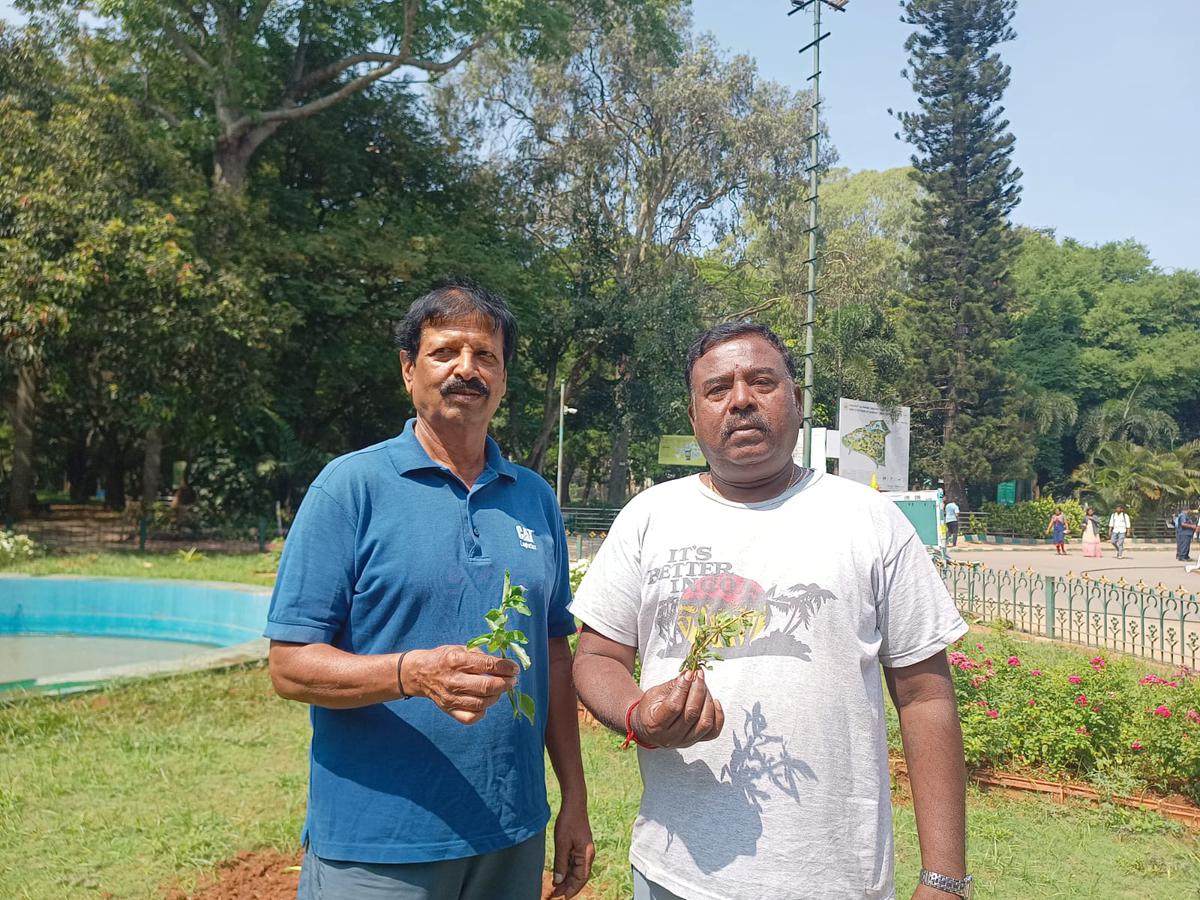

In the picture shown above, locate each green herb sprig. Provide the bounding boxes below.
[680,608,761,673]
[466,570,536,724]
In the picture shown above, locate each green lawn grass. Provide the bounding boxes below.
[5,551,277,586]
[4,556,1200,898]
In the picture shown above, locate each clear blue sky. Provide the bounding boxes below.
[4,1,1196,270]
[691,0,1199,272]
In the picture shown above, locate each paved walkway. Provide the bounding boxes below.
[946,543,1199,592]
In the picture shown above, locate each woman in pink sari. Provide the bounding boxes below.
[1082,507,1102,558]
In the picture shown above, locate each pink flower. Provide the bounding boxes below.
[970,676,987,689]
[948,651,969,668]
[1154,705,1172,718]
[1130,740,1143,752]
[975,699,988,708]
[1076,726,1089,736]
[1186,710,1200,724]
[1007,656,1021,667]
[984,658,994,668]
[1068,675,1083,685]
[985,709,999,719]
[1076,695,1089,707]
[1140,674,1166,686]
[1090,656,1106,669]
[976,643,986,651]
[1027,698,1036,706]
[1167,682,1179,688]
[1030,669,1042,677]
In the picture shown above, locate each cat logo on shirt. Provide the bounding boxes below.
[515,525,538,550]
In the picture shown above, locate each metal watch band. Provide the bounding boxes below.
[919,869,973,899]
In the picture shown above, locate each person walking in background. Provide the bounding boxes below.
[1046,508,1069,555]
[1081,507,1103,558]
[944,498,961,547]
[1108,504,1132,559]
[1174,507,1198,562]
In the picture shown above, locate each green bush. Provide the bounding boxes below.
[949,635,1200,804]
[975,497,1085,538]
[0,530,40,567]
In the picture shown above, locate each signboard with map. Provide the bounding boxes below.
[658,435,707,466]
[837,398,911,490]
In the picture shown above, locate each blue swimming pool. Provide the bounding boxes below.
[0,576,271,694]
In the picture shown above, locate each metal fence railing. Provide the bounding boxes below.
[560,507,620,534]
[937,560,1200,669]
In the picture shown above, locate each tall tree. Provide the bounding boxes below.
[21,0,668,194]
[459,15,812,502]
[896,0,1028,504]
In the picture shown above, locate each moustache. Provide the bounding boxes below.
[722,412,770,440]
[440,376,490,398]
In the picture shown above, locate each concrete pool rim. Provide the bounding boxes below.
[0,574,270,696]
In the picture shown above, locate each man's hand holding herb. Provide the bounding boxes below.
[633,668,725,749]
[401,646,519,724]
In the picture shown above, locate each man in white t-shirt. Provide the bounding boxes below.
[571,322,972,900]
[1108,504,1132,559]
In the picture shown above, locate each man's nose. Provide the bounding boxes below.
[453,349,479,380]
[728,377,756,410]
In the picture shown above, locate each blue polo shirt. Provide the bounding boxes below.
[264,419,575,864]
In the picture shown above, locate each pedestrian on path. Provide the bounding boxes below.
[1108,505,1132,559]
[1174,507,1198,562]
[944,499,960,547]
[1081,508,1102,558]
[1046,508,1069,555]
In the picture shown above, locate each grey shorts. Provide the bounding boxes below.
[633,867,687,900]
[297,832,545,900]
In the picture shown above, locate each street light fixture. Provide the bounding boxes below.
[556,381,577,504]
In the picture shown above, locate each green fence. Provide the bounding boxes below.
[937,560,1200,669]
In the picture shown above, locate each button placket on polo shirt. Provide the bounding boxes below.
[464,468,497,560]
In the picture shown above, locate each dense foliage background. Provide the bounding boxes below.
[1,1,1197,527]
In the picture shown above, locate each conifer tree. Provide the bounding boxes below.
[897,0,1029,504]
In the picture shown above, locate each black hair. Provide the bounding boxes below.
[684,321,797,394]
[393,277,517,366]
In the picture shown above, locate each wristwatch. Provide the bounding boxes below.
[919,869,973,899]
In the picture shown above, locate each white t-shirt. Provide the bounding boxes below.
[570,471,967,900]
[1109,513,1130,534]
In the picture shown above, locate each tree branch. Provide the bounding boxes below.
[162,18,214,74]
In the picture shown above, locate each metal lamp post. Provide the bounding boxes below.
[789,0,848,465]
[555,381,577,504]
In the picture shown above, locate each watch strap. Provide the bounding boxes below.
[919,869,972,898]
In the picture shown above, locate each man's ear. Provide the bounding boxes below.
[793,384,803,411]
[400,351,414,391]
[686,397,696,431]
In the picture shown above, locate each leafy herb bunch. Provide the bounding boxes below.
[680,608,761,673]
[467,570,537,724]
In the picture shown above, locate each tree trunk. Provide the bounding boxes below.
[8,365,37,518]
[66,429,91,502]
[142,427,163,508]
[561,454,578,507]
[942,346,966,507]
[101,435,127,511]
[212,123,281,195]
[606,417,631,507]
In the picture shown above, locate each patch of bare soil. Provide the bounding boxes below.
[164,850,596,899]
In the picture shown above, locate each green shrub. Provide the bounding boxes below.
[0,530,40,567]
[977,497,1085,538]
[948,635,1200,804]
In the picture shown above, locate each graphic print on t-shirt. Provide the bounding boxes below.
[649,543,837,662]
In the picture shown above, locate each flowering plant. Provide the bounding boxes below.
[0,531,40,567]
[947,635,1200,804]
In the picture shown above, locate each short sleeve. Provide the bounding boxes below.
[546,503,576,639]
[568,501,647,648]
[264,485,358,644]
[876,530,967,668]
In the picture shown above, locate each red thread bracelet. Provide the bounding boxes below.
[622,698,657,750]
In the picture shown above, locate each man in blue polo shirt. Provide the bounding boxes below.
[266,279,593,899]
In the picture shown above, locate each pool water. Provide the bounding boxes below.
[0,635,217,684]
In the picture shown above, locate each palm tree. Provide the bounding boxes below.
[1072,441,1195,522]
[1076,391,1180,456]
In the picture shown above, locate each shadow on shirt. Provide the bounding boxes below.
[642,703,816,873]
